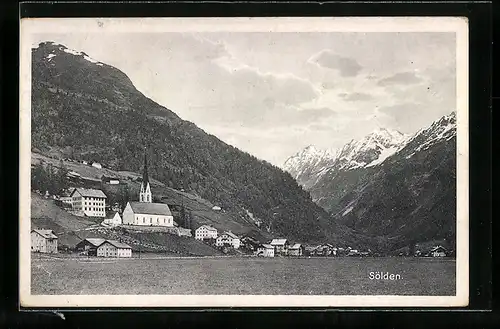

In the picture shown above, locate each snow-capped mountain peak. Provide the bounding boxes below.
[334,128,410,170]
[282,145,336,182]
[403,111,456,158]
[282,127,410,186]
[41,42,104,66]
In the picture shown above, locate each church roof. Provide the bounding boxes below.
[128,201,172,216]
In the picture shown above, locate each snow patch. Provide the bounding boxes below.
[366,146,399,167]
[62,47,103,65]
[342,206,354,216]
[62,47,82,56]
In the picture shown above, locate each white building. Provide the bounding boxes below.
[91,162,102,169]
[216,231,240,249]
[270,238,289,255]
[288,243,304,256]
[122,152,175,227]
[256,244,275,257]
[70,188,107,217]
[31,229,58,253]
[212,205,222,211]
[122,202,174,226]
[195,225,218,240]
[96,240,132,258]
[430,246,447,257]
[103,212,122,226]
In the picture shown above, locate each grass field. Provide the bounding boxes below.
[31,256,455,295]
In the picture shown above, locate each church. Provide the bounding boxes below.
[122,153,175,227]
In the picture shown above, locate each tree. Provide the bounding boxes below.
[179,205,187,228]
[117,184,130,210]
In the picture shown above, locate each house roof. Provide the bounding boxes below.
[83,238,106,247]
[100,240,132,249]
[430,246,447,252]
[305,246,319,251]
[289,243,302,249]
[261,244,274,249]
[270,239,287,246]
[71,188,107,198]
[32,229,58,239]
[223,231,239,239]
[197,225,217,231]
[128,201,172,216]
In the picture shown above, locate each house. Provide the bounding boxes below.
[288,243,304,256]
[309,244,336,256]
[101,175,120,185]
[96,240,132,258]
[70,188,107,217]
[91,162,102,169]
[122,153,175,227]
[429,246,447,257]
[57,189,74,208]
[256,244,275,257]
[111,202,122,213]
[216,231,241,249]
[66,171,81,178]
[75,238,106,256]
[194,225,218,240]
[347,249,360,256]
[31,229,58,253]
[304,245,319,256]
[270,239,289,255]
[212,205,222,211]
[103,212,122,226]
[240,236,260,251]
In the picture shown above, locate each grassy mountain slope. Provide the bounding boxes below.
[31,191,225,256]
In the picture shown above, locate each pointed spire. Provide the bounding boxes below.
[142,148,149,186]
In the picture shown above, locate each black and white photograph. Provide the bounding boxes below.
[19,17,469,307]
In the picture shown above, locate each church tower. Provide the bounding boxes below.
[139,151,152,203]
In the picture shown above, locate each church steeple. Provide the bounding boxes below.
[142,151,149,186]
[139,150,152,203]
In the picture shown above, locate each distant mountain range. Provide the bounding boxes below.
[284,128,410,190]
[283,112,457,250]
[31,41,362,246]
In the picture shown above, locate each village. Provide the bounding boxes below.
[31,153,452,260]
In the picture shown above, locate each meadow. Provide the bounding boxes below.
[31,256,455,295]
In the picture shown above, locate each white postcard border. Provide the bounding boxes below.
[19,16,469,308]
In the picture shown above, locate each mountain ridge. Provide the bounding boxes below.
[283,127,410,190]
[282,111,457,250]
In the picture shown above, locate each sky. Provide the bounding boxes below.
[31,31,457,166]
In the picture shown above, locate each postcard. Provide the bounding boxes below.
[20,17,468,308]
